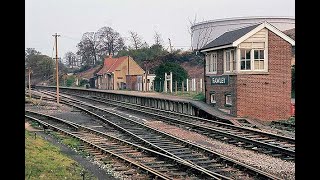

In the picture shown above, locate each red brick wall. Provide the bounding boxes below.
[205,50,237,115]
[236,31,292,121]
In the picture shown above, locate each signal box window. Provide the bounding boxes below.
[210,93,216,104]
[225,94,232,106]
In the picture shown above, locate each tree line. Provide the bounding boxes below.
[64,26,170,69]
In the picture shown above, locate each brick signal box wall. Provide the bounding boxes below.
[205,31,292,121]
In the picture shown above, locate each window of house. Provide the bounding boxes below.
[232,50,236,71]
[205,54,209,73]
[209,54,213,72]
[225,51,231,72]
[225,50,236,72]
[210,93,216,104]
[225,94,232,105]
[240,49,251,70]
[206,53,217,74]
[212,53,217,73]
[254,50,264,70]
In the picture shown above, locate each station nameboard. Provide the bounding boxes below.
[211,75,229,85]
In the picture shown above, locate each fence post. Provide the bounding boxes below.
[175,81,177,94]
[186,79,189,92]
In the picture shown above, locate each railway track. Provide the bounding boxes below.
[270,121,295,132]
[39,89,295,161]
[28,90,282,179]
[25,111,222,180]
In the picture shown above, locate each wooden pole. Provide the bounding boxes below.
[28,67,31,98]
[53,33,60,104]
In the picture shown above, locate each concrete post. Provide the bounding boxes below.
[200,78,203,93]
[186,79,189,92]
[169,72,173,93]
[164,72,167,93]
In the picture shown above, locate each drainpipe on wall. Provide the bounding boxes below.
[198,50,206,102]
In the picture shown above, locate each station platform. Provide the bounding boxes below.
[35,86,247,126]
[82,88,242,126]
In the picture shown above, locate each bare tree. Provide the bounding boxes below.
[187,15,214,50]
[97,26,125,56]
[154,31,163,46]
[187,14,197,51]
[195,25,213,50]
[64,51,77,68]
[128,31,143,50]
[76,32,100,65]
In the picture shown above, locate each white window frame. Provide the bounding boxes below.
[240,49,252,71]
[205,54,209,74]
[225,51,231,72]
[225,94,232,105]
[210,93,216,104]
[224,49,236,73]
[238,48,268,72]
[253,49,265,71]
[206,52,217,74]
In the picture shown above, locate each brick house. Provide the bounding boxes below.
[96,55,145,90]
[199,21,295,121]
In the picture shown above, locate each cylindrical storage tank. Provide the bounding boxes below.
[191,16,295,50]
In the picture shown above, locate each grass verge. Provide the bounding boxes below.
[25,130,96,180]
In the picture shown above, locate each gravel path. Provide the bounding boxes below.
[146,121,295,180]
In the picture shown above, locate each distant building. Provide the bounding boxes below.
[200,21,295,121]
[96,55,145,90]
[126,73,156,91]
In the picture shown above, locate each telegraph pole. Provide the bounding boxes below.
[53,33,60,104]
[168,38,172,53]
[28,67,31,98]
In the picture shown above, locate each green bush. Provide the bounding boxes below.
[79,79,89,87]
[193,92,205,101]
[66,78,74,87]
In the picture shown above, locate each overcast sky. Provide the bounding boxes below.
[25,0,295,58]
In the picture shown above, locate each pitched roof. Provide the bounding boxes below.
[200,24,260,50]
[283,28,295,40]
[96,56,128,75]
[200,21,295,52]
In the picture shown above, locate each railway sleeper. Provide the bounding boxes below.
[187,157,211,162]
[110,149,138,154]
[167,151,192,155]
[146,139,174,143]
[144,161,166,165]
[194,159,218,165]
[166,148,190,152]
[152,142,179,146]
[205,163,225,168]
[177,154,203,158]
[146,164,175,168]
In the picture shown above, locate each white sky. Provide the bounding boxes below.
[25,0,295,58]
